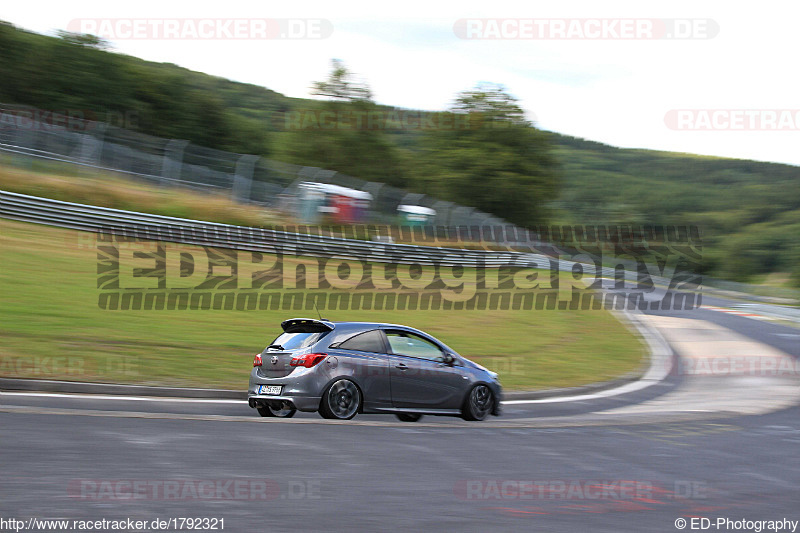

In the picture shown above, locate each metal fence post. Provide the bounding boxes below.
[160,139,189,186]
[233,154,258,202]
[0,102,526,236]
[77,123,105,165]
[430,200,455,226]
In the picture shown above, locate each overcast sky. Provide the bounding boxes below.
[6,0,798,166]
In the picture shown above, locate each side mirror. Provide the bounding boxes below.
[442,353,456,365]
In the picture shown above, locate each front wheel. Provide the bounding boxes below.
[462,385,494,421]
[257,402,297,418]
[319,379,362,420]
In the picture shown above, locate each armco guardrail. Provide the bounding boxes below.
[6,191,798,314]
[0,190,551,267]
[0,189,722,296]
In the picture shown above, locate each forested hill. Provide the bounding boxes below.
[550,135,800,282]
[0,22,288,155]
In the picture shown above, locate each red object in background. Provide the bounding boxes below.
[332,195,354,223]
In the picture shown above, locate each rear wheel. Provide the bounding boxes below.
[462,385,494,421]
[257,402,297,418]
[319,379,361,420]
[395,413,423,422]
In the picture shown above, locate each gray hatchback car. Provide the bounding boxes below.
[248,318,502,421]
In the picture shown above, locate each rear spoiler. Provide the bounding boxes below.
[281,318,335,333]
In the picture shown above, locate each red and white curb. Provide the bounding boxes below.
[700,305,776,321]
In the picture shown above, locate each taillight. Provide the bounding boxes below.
[253,353,262,367]
[290,353,327,368]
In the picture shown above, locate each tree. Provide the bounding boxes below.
[417,84,560,226]
[56,30,109,49]
[451,82,528,126]
[283,59,406,186]
[311,59,372,103]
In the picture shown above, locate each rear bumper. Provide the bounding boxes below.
[248,394,321,412]
[248,367,326,412]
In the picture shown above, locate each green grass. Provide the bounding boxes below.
[0,218,645,391]
[0,157,278,227]
[745,272,797,290]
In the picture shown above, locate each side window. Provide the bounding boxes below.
[385,331,443,361]
[337,330,386,353]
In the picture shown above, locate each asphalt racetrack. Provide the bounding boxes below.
[2,287,799,532]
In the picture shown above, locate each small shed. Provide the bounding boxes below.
[397,204,436,226]
[298,182,373,224]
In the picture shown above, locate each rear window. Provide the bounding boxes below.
[268,331,329,351]
[337,330,385,353]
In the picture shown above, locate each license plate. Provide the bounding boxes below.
[259,385,282,395]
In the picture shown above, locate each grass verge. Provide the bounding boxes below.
[0,218,645,390]
[0,157,275,227]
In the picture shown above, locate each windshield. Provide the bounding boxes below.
[267,331,329,351]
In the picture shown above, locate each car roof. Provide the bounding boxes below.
[279,319,456,353]
[280,318,435,339]
[282,318,417,329]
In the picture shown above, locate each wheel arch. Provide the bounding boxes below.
[319,375,367,414]
[461,381,499,420]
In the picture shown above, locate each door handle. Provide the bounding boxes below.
[395,363,408,370]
